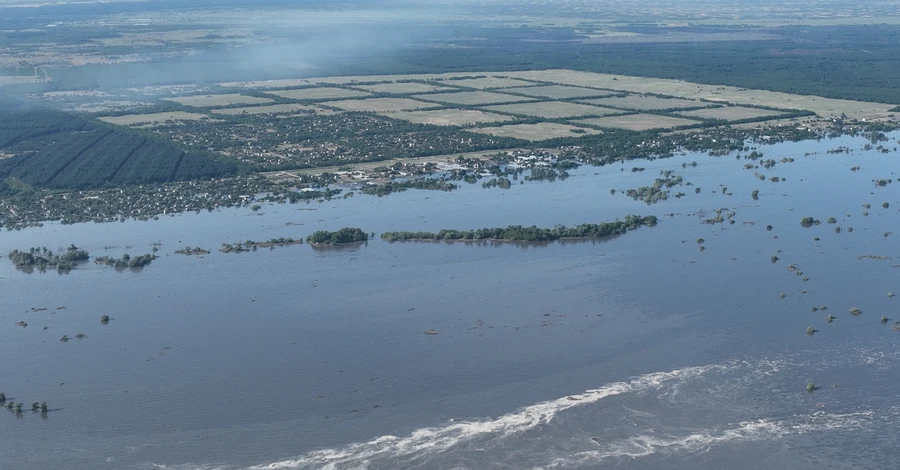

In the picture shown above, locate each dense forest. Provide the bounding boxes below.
[0,100,237,191]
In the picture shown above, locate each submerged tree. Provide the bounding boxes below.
[807,382,817,392]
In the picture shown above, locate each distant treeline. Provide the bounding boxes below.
[0,100,237,192]
[9,24,900,105]
[381,215,657,242]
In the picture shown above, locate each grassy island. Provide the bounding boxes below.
[7,245,89,271]
[381,215,657,243]
[306,228,369,245]
[220,238,302,253]
[94,253,157,269]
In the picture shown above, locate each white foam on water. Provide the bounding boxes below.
[547,410,876,468]
[247,362,739,470]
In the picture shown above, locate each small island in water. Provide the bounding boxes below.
[306,228,369,246]
[7,245,90,272]
[220,238,303,253]
[381,215,657,243]
[94,253,157,269]
[175,246,211,256]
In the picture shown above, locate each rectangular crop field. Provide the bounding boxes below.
[211,103,317,115]
[469,122,601,141]
[504,70,889,118]
[574,114,701,131]
[432,77,534,89]
[511,85,613,100]
[481,101,616,119]
[676,106,785,121]
[414,91,534,106]
[319,98,438,113]
[162,93,273,108]
[580,95,709,111]
[99,112,213,126]
[353,82,451,94]
[385,109,512,126]
[265,88,371,101]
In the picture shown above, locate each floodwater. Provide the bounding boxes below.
[2,132,900,469]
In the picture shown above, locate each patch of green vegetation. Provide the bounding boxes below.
[7,245,89,272]
[175,246,210,256]
[381,215,657,242]
[306,228,369,245]
[362,179,457,196]
[624,171,683,205]
[220,238,301,253]
[94,253,156,269]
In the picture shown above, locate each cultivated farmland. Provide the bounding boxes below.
[385,109,512,126]
[99,111,213,126]
[502,69,890,118]
[320,98,438,113]
[677,106,786,121]
[575,114,701,131]
[481,101,616,119]
[579,95,709,110]
[211,103,317,115]
[470,122,601,141]
[266,88,371,101]
[430,76,534,89]
[162,93,274,108]
[510,85,614,99]
[353,82,452,94]
[415,91,535,106]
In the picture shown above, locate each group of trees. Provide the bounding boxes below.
[362,179,457,196]
[1,393,47,414]
[94,253,156,269]
[306,228,368,245]
[7,244,89,271]
[381,215,657,242]
[220,237,302,253]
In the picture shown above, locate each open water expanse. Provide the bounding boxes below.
[2,132,900,469]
